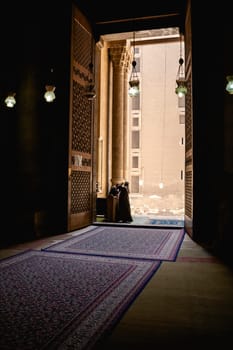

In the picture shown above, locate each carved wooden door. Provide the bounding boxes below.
[68,5,95,231]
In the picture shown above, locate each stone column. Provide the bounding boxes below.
[109,41,130,186]
[123,50,132,182]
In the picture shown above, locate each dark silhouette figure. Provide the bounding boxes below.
[109,184,120,196]
[106,184,120,222]
[117,182,133,223]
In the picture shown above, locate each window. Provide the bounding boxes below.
[132,130,140,149]
[131,175,140,193]
[179,114,185,124]
[178,96,185,108]
[132,94,140,110]
[132,156,139,168]
[132,116,139,127]
[135,57,140,72]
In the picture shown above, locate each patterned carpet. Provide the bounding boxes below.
[43,225,185,261]
[0,250,161,350]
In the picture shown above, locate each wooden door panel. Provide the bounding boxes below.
[68,5,94,231]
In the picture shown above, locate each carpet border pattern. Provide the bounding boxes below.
[43,226,185,262]
[0,249,161,350]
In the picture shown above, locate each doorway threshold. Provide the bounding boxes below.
[94,215,184,229]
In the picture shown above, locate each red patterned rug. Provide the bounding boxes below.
[43,225,185,261]
[0,250,161,350]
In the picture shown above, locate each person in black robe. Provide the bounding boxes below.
[117,182,133,223]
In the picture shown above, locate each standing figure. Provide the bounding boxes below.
[117,182,133,223]
[106,184,120,222]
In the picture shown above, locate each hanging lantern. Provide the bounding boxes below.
[129,31,140,97]
[226,75,233,94]
[83,63,96,100]
[44,68,56,103]
[129,60,140,97]
[44,85,56,102]
[175,35,187,98]
[83,40,96,101]
[5,93,16,108]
